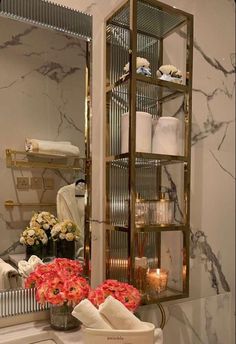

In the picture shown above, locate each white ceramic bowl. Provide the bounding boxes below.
[83,322,155,344]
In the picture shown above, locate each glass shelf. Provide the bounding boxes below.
[141,288,187,304]
[106,74,186,104]
[106,224,188,233]
[109,0,188,39]
[106,153,187,167]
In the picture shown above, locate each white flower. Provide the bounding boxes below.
[27,229,35,237]
[124,57,150,72]
[156,64,182,78]
[43,223,50,230]
[65,233,74,241]
[20,237,25,244]
[59,233,66,240]
[27,237,35,246]
[41,237,48,245]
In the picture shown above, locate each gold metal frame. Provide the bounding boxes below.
[104,0,193,308]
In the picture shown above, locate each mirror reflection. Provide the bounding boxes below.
[0,14,89,291]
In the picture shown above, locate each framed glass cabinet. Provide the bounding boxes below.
[105,0,193,303]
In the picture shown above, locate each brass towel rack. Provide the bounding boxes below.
[5,200,56,208]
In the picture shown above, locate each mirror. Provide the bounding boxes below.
[0,5,91,294]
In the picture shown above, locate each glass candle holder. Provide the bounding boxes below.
[146,268,168,293]
[149,193,174,225]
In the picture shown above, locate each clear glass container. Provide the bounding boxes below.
[50,303,80,331]
[135,193,149,226]
[149,192,174,225]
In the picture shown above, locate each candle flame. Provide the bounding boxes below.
[156,268,160,275]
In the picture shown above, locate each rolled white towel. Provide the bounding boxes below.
[25,138,80,157]
[0,258,21,290]
[99,296,148,330]
[18,255,43,278]
[72,299,113,329]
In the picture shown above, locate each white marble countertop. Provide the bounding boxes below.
[0,320,83,344]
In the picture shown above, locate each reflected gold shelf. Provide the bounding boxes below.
[6,149,85,171]
[106,224,187,233]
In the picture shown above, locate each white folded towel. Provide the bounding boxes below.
[25,138,80,157]
[18,255,43,278]
[72,299,113,329]
[99,296,148,330]
[0,258,21,290]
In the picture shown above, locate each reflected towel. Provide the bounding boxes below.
[72,299,113,329]
[0,258,21,290]
[99,296,149,330]
[18,255,43,278]
[25,138,80,157]
[154,328,163,344]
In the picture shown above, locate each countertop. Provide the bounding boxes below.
[0,320,83,344]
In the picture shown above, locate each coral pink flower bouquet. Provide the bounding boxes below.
[25,258,141,330]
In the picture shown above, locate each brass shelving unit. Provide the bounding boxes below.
[105,0,193,304]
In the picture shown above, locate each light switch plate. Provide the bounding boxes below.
[43,178,54,190]
[31,177,43,189]
[16,177,29,190]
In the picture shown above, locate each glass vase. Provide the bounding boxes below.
[50,304,80,331]
[55,240,75,260]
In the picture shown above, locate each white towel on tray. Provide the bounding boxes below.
[99,296,149,330]
[0,258,21,290]
[25,138,80,157]
[72,299,113,329]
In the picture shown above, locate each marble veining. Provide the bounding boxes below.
[36,62,80,83]
[190,230,230,293]
[210,150,235,180]
[0,26,37,49]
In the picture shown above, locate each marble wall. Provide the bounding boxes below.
[29,0,236,343]
[0,16,86,256]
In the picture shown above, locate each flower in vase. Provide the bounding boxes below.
[30,211,58,233]
[20,226,48,247]
[88,279,141,312]
[25,258,88,307]
[51,220,81,242]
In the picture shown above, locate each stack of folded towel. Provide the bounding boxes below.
[18,255,43,278]
[0,258,22,290]
[72,296,163,343]
[25,138,80,157]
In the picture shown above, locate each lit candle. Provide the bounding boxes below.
[146,268,168,293]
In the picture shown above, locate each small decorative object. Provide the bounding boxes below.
[146,268,168,293]
[134,234,148,294]
[51,220,81,260]
[156,64,183,84]
[152,116,180,156]
[149,192,174,226]
[20,226,48,260]
[121,57,151,80]
[121,111,152,154]
[25,258,89,330]
[30,211,58,258]
[135,193,149,226]
[88,279,141,312]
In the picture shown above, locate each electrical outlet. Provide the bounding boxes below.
[31,177,43,189]
[43,178,54,190]
[16,177,29,190]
